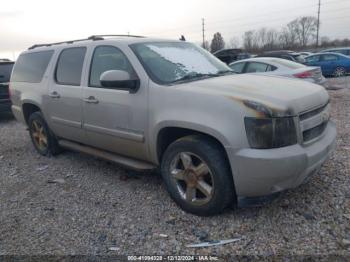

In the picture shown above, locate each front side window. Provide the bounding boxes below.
[322,54,338,61]
[55,47,86,86]
[130,42,231,85]
[245,62,269,73]
[229,62,245,73]
[89,46,136,87]
[11,51,53,83]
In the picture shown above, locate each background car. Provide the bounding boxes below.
[304,52,350,77]
[257,50,305,63]
[213,48,251,64]
[0,59,14,114]
[320,47,350,56]
[300,52,313,56]
[229,57,326,86]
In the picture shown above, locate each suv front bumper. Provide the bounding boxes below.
[227,120,336,198]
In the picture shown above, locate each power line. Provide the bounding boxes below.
[316,0,321,47]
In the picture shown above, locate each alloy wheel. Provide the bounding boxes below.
[169,152,214,206]
[31,120,48,151]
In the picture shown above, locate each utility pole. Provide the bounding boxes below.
[202,18,205,48]
[316,0,321,47]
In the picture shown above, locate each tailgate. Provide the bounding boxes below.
[0,83,9,100]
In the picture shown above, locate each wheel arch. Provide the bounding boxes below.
[22,101,42,125]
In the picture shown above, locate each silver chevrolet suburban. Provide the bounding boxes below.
[10,35,336,216]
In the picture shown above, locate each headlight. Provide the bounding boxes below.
[244,117,297,149]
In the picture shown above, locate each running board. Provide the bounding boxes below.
[58,140,156,171]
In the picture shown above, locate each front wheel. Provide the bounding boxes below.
[161,135,235,216]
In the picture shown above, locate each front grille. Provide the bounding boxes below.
[299,103,328,121]
[303,122,328,142]
[299,103,330,142]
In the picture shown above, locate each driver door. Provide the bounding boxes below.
[82,45,148,160]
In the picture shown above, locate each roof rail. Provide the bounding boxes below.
[28,34,146,50]
[88,34,145,39]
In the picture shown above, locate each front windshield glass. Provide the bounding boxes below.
[130,42,232,84]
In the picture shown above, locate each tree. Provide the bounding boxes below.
[210,32,225,53]
[228,36,240,48]
[242,31,254,51]
[289,16,318,47]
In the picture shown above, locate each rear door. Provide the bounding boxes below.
[46,47,86,142]
[81,45,149,160]
[319,54,339,75]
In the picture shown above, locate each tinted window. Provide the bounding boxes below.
[322,54,338,61]
[56,47,86,85]
[266,64,277,72]
[245,62,269,73]
[11,51,53,83]
[0,63,14,83]
[229,62,245,73]
[305,55,320,63]
[89,46,135,87]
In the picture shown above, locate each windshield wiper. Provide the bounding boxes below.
[172,73,218,83]
[216,70,235,75]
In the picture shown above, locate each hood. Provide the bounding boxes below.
[176,74,329,117]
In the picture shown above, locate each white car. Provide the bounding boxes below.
[229,57,327,87]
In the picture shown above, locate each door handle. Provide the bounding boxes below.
[84,96,99,104]
[49,91,60,98]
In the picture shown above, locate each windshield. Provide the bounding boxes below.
[130,42,232,84]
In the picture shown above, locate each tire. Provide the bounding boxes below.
[333,67,346,77]
[28,111,61,156]
[161,135,235,216]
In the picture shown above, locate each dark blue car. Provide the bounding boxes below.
[304,53,350,77]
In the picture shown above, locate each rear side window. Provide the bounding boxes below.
[11,51,53,83]
[229,62,245,73]
[306,55,320,63]
[55,47,86,86]
[245,62,269,73]
[0,63,14,83]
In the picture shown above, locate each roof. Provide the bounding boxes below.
[305,52,349,58]
[26,35,181,52]
[323,47,350,51]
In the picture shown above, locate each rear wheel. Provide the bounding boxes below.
[333,67,346,77]
[161,135,235,216]
[28,112,61,156]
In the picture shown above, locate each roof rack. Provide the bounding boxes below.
[0,58,12,62]
[28,34,146,50]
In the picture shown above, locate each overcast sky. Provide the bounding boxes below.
[0,0,349,59]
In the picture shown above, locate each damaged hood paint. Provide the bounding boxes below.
[176,74,329,116]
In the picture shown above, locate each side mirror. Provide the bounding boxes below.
[100,70,140,93]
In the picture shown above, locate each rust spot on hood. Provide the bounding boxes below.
[225,95,294,118]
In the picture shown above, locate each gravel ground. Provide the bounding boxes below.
[0,78,349,258]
